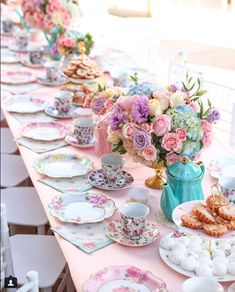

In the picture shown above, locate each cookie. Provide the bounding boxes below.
[84,74,95,79]
[193,204,216,224]
[203,224,227,237]
[181,214,203,229]
[216,216,235,230]
[70,60,82,66]
[206,195,229,212]
[218,205,235,221]
[76,69,87,78]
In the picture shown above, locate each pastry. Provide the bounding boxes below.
[159,236,176,250]
[200,250,211,259]
[203,224,227,237]
[180,256,198,272]
[173,244,187,255]
[218,205,235,221]
[198,257,213,267]
[213,256,229,266]
[196,264,213,277]
[216,216,235,230]
[168,249,185,265]
[212,249,225,258]
[193,204,216,224]
[181,214,202,229]
[206,195,229,212]
[228,253,235,262]
[217,241,232,252]
[176,236,190,247]
[188,242,202,254]
[227,262,235,275]
[212,262,227,276]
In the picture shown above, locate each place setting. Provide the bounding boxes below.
[1,70,37,85]
[8,30,30,53]
[1,50,21,64]
[20,45,45,68]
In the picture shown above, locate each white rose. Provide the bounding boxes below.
[107,127,121,144]
[170,92,186,108]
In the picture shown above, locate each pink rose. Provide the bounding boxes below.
[59,35,75,48]
[162,133,183,152]
[203,132,213,148]
[104,100,114,112]
[201,119,212,133]
[152,91,170,110]
[117,95,137,111]
[142,145,157,161]
[153,114,171,136]
[122,123,138,139]
[166,152,180,165]
[176,128,187,141]
[141,123,152,132]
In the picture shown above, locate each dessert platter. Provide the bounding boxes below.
[159,230,235,282]
[63,56,103,84]
[49,191,117,224]
[172,195,235,239]
[61,83,95,106]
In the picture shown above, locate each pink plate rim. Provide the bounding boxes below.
[82,265,167,291]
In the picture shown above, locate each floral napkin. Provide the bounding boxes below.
[51,222,113,253]
[12,112,55,124]
[38,176,93,193]
[16,137,68,153]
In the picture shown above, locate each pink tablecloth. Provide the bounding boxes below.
[1,61,234,292]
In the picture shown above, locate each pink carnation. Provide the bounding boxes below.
[166,152,180,165]
[152,114,171,136]
[142,145,157,161]
[176,128,187,141]
[201,119,212,133]
[162,133,183,152]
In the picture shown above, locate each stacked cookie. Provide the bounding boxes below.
[63,57,102,80]
[181,195,235,237]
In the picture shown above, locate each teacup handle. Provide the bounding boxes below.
[211,183,221,196]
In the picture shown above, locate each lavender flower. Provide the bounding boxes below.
[132,96,150,123]
[110,105,126,131]
[91,97,105,114]
[133,130,151,150]
[206,108,220,123]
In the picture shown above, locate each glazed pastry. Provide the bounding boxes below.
[213,262,227,276]
[203,224,227,237]
[196,264,213,277]
[227,262,235,275]
[168,249,185,265]
[216,216,235,230]
[206,195,229,212]
[181,214,202,229]
[180,256,198,272]
[160,236,176,250]
[218,205,235,221]
[193,204,216,224]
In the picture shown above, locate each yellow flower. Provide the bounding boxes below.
[107,127,121,144]
[170,92,186,108]
[148,99,162,117]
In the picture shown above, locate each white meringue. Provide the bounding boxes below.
[200,250,211,259]
[227,262,235,275]
[189,235,203,245]
[168,249,185,265]
[173,243,187,255]
[180,256,198,272]
[188,242,202,254]
[176,236,190,247]
[196,264,213,277]
[228,253,235,262]
[217,241,231,252]
[213,262,227,276]
[160,236,175,250]
[199,257,213,267]
[212,249,225,258]
[213,256,229,266]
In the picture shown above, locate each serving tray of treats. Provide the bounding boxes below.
[172,195,235,239]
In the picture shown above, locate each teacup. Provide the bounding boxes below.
[74,118,94,145]
[101,154,123,184]
[28,46,44,64]
[120,202,150,239]
[128,186,149,205]
[54,91,73,113]
[2,19,13,33]
[15,31,29,50]
[44,61,61,82]
[219,177,235,203]
[182,277,224,292]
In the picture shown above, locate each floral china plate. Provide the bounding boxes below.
[1,70,36,85]
[1,51,20,64]
[172,200,235,239]
[21,58,44,69]
[83,265,167,292]
[88,169,134,191]
[3,95,47,113]
[49,191,117,224]
[34,153,93,178]
[37,75,69,86]
[208,157,235,179]
[8,43,29,53]
[45,106,79,119]
[105,220,159,247]
[65,133,95,148]
[20,121,71,141]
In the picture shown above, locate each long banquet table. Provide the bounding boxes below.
[1,51,234,292]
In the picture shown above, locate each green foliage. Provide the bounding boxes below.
[112,140,127,154]
[130,73,138,85]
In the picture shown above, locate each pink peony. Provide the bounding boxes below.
[203,132,213,148]
[162,133,183,152]
[152,114,171,136]
[201,119,212,133]
[142,145,157,161]
[176,128,187,141]
[166,152,180,165]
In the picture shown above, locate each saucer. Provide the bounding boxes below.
[37,75,69,86]
[45,106,79,119]
[9,43,28,53]
[21,58,44,68]
[105,220,159,247]
[88,169,134,191]
[65,133,95,148]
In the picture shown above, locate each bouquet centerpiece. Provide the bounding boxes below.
[107,74,220,189]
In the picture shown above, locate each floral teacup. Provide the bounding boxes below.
[219,177,235,203]
[120,202,150,239]
[2,19,13,33]
[28,46,44,64]
[54,91,73,113]
[44,61,61,82]
[101,154,123,184]
[16,30,29,50]
[74,118,94,145]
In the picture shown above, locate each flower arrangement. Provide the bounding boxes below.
[107,74,220,166]
[21,0,80,32]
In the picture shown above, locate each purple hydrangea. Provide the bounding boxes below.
[110,105,126,131]
[91,97,105,114]
[207,108,220,123]
[133,130,151,150]
[132,96,150,123]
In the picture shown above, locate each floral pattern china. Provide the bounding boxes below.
[2,70,37,85]
[105,220,159,247]
[49,191,117,224]
[37,75,69,86]
[45,106,79,119]
[83,265,167,292]
[88,169,134,191]
[65,133,95,148]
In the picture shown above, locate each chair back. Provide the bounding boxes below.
[17,271,39,292]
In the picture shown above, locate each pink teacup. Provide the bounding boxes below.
[120,202,150,239]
